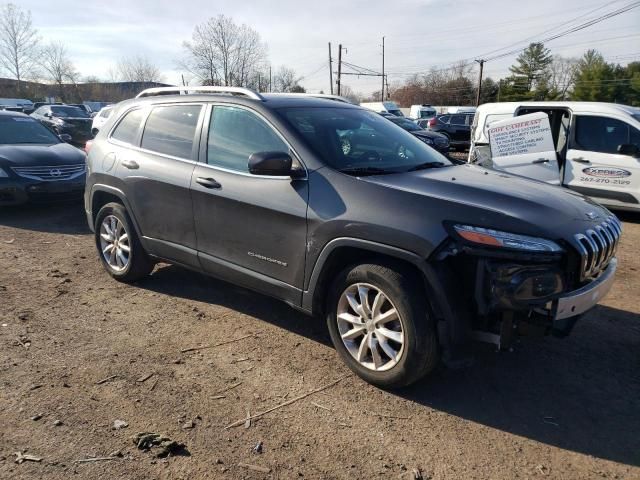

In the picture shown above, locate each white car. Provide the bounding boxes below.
[91,106,114,136]
[469,101,640,212]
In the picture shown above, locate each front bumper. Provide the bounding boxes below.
[0,177,85,206]
[553,258,617,320]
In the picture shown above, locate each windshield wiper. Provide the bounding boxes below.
[338,166,392,176]
[406,161,446,172]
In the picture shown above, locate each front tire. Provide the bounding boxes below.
[326,262,439,389]
[94,202,154,282]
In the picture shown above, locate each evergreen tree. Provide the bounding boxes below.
[509,43,553,91]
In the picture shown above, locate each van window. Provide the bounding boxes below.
[141,105,201,159]
[111,109,144,145]
[208,106,288,172]
[574,116,640,154]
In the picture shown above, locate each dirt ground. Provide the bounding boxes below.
[0,202,638,480]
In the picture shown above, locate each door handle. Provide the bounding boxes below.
[196,177,221,189]
[572,157,590,164]
[121,159,139,169]
[532,158,550,164]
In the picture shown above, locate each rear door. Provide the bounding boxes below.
[564,114,640,209]
[448,114,468,142]
[191,104,309,300]
[112,103,204,266]
[487,112,561,184]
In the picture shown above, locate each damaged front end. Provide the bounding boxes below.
[429,220,620,355]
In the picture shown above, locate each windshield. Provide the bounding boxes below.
[388,109,404,117]
[278,107,451,174]
[632,113,640,123]
[51,106,90,118]
[389,117,422,132]
[0,116,60,144]
[420,111,436,118]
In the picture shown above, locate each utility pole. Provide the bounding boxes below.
[385,75,390,100]
[328,42,334,95]
[381,36,385,101]
[337,44,343,96]
[475,59,485,106]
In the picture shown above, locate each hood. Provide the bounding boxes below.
[0,143,86,167]
[362,163,612,240]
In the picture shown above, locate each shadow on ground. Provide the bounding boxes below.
[138,264,640,467]
[0,202,89,235]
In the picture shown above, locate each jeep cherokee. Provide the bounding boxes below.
[84,87,621,388]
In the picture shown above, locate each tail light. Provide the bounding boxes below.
[84,140,93,154]
[428,118,437,128]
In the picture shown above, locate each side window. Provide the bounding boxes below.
[450,114,465,125]
[111,109,144,145]
[574,116,634,154]
[208,106,288,172]
[439,115,450,124]
[141,105,201,159]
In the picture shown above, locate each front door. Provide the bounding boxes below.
[191,105,309,302]
[564,114,640,209]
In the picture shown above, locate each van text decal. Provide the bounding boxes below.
[582,167,631,178]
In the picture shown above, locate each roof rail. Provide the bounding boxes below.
[135,86,265,101]
[268,93,354,104]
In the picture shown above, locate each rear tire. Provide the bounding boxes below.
[326,262,439,389]
[94,202,154,282]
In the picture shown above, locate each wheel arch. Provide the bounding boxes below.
[89,185,143,239]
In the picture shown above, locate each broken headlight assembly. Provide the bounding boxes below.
[452,224,563,253]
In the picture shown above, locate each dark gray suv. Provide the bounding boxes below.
[85,87,621,388]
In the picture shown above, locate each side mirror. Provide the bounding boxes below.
[617,144,640,157]
[58,133,72,143]
[44,112,52,118]
[248,151,293,176]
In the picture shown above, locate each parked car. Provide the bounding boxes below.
[31,105,93,147]
[85,86,620,388]
[424,112,474,151]
[469,101,640,212]
[383,115,450,156]
[0,105,24,112]
[0,98,33,112]
[0,111,86,206]
[409,104,437,121]
[91,106,114,136]
[68,103,94,115]
[23,102,63,115]
[360,101,404,117]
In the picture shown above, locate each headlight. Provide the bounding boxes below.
[0,168,8,178]
[421,137,434,145]
[453,224,563,252]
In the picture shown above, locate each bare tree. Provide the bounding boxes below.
[41,41,77,87]
[182,14,267,86]
[0,3,40,95]
[548,55,579,100]
[115,55,163,83]
[273,66,302,93]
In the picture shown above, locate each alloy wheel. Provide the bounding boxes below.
[99,215,130,272]
[336,283,405,371]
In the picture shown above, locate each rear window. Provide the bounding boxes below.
[51,106,90,118]
[111,109,144,145]
[141,105,202,159]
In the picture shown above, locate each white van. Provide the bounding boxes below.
[469,101,640,212]
[360,101,404,117]
[409,104,437,120]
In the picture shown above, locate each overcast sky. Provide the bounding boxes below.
[18,0,640,94]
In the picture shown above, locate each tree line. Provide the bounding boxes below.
[0,3,305,101]
[389,42,639,107]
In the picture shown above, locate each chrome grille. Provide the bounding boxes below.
[574,215,622,281]
[11,164,86,181]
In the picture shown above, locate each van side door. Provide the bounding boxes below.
[564,114,640,209]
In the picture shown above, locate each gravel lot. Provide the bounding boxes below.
[0,202,638,479]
